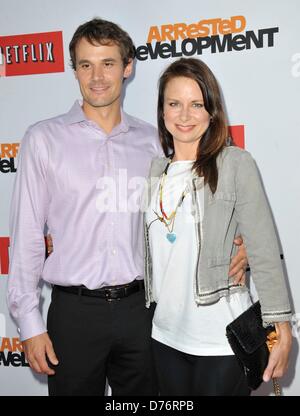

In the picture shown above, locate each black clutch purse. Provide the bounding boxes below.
[226,301,277,391]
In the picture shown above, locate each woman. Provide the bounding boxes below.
[144,58,292,396]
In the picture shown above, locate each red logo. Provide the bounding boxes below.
[0,31,65,77]
[0,237,50,275]
[229,125,245,149]
[0,237,9,275]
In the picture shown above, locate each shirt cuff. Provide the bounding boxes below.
[17,310,47,341]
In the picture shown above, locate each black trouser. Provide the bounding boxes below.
[152,339,250,396]
[47,285,158,396]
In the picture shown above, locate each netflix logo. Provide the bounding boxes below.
[0,31,65,77]
[0,237,9,275]
[229,125,245,149]
[0,237,49,275]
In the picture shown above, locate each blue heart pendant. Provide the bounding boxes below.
[166,233,176,243]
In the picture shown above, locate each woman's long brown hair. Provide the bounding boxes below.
[157,58,229,194]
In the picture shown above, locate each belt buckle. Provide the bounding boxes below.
[105,288,120,302]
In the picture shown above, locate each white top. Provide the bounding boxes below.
[146,160,252,356]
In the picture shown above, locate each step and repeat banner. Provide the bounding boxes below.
[1,0,300,396]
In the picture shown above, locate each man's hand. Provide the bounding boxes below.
[22,332,59,375]
[229,236,248,285]
[263,321,292,382]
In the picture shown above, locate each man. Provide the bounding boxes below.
[7,18,247,396]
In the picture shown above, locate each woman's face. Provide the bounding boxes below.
[163,76,211,147]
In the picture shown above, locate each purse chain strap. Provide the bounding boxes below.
[267,330,282,396]
[272,378,281,396]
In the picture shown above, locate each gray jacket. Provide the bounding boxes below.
[143,146,292,326]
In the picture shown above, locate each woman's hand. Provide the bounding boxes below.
[263,321,292,382]
[46,234,53,255]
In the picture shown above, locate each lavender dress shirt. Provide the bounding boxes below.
[7,100,162,341]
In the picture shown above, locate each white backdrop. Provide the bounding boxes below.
[1,0,300,396]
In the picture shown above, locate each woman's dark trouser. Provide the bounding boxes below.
[152,338,251,396]
[47,286,158,396]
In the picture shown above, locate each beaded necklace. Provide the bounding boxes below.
[153,161,188,243]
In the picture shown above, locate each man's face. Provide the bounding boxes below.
[74,38,132,111]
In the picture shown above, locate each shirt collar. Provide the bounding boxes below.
[63,100,88,125]
[64,100,141,133]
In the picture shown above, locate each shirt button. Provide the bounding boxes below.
[112,249,116,255]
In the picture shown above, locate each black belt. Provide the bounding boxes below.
[54,279,144,301]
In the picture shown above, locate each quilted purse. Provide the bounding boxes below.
[226,301,281,394]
